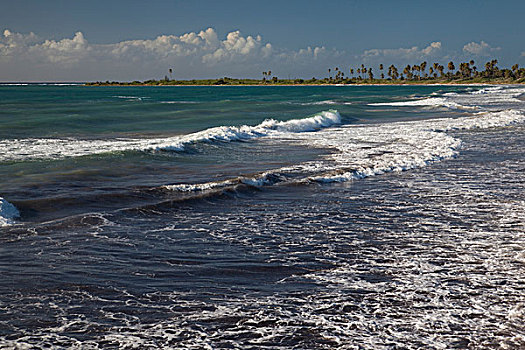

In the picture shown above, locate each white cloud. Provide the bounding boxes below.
[202,31,270,64]
[0,29,39,58]
[421,42,442,55]
[362,42,442,60]
[32,32,90,63]
[1,28,510,82]
[462,41,500,56]
[0,28,335,81]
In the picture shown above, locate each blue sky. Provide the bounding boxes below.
[1,0,524,81]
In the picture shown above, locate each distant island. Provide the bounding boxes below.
[87,59,525,86]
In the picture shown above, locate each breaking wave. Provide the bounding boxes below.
[0,110,340,162]
[371,86,525,111]
[369,97,477,110]
[309,109,524,183]
[0,197,19,226]
[300,100,353,106]
[165,109,525,191]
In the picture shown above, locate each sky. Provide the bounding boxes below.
[0,0,524,82]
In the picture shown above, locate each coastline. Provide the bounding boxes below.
[83,81,525,87]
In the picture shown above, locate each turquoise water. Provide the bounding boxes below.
[0,85,453,138]
[0,85,465,222]
[1,84,525,349]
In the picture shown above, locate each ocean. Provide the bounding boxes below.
[1,84,524,349]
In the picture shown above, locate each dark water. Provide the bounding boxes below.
[1,85,524,349]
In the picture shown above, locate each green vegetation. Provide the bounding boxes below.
[86,59,525,86]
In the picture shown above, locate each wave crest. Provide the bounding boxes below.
[0,111,341,162]
[165,108,525,189]
[0,197,19,226]
[369,97,477,110]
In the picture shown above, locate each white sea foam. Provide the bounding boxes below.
[0,83,80,86]
[164,179,237,192]
[38,83,82,86]
[0,197,19,226]
[113,95,148,101]
[301,100,352,106]
[469,86,504,94]
[164,170,285,192]
[0,111,341,162]
[165,108,525,191]
[369,97,477,110]
[307,109,525,183]
[457,86,525,105]
[160,101,199,104]
[370,86,525,111]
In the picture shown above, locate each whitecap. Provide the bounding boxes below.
[369,97,477,110]
[309,109,524,183]
[163,109,525,190]
[301,100,352,106]
[0,197,20,226]
[0,110,341,162]
[112,95,148,101]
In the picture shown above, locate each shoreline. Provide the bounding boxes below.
[82,82,524,87]
[1,81,523,87]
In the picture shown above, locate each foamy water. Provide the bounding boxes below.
[0,197,19,226]
[165,108,524,192]
[0,110,340,162]
[1,84,525,349]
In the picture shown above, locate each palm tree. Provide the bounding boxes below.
[168,68,173,80]
[459,62,472,78]
[403,65,411,80]
[438,65,445,78]
[420,62,427,78]
[388,65,399,80]
[491,59,499,78]
[413,65,420,80]
[448,61,455,77]
[392,65,399,80]
[484,61,493,78]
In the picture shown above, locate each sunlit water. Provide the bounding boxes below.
[1,84,524,349]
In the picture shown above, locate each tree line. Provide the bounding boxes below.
[322,59,525,83]
[86,59,525,86]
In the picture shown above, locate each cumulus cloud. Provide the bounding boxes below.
[1,29,506,82]
[202,31,271,64]
[32,32,91,63]
[362,42,442,60]
[0,28,336,80]
[462,41,500,56]
[0,29,39,58]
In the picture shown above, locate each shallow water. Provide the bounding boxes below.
[1,84,524,349]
